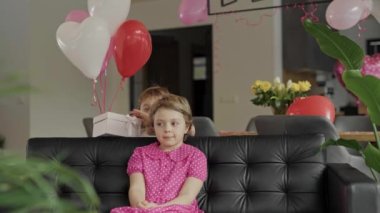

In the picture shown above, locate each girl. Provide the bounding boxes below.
[111,94,207,213]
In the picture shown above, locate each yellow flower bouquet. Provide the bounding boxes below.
[250,77,311,114]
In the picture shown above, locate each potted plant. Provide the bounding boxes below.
[250,77,311,114]
[303,19,380,181]
[0,135,4,149]
[0,153,100,212]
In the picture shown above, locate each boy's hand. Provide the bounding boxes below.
[130,109,150,127]
[188,124,196,136]
[130,109,146,119]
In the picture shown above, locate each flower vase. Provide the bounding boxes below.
[271,105,288,115]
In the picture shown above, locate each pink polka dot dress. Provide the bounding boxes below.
[110,142,207,213]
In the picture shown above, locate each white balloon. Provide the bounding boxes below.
[56,17,111,80]
[325,0,363,30]
[88,0,131,34]
[372,0,380,23]
[360,0,373,20]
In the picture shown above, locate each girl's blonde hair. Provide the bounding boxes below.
[138,86,170,106]
[149,94,193,129]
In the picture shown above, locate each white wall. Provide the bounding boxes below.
[129,0,281,130]
[0,0,30,155]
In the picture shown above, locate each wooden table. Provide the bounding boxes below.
[218,130,257,136]
[339,131,379,142]
[219,130,379,142]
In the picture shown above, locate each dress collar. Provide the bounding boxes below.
[144,142,191,162]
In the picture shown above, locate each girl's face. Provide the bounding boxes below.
[153,108,189,151]
[140,97,160,114]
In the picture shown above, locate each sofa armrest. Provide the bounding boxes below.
[327,163,380,213]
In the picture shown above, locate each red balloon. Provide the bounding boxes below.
[286,95,336,122]
[114,20,152,79]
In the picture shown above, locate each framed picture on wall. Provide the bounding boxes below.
[367,38,380,55]
[193,57,207,80]
[208,0,331,15]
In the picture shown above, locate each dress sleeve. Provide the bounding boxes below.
[127,148,144,175]
[187,149,207,181]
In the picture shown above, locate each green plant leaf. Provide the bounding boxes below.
[343,70,380,126]
[321,138,363,152]
[363,143,380,173]
[303,19,364,70]
[51,160,100,208]
[0,153,99,212]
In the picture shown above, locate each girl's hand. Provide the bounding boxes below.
[136,200,158,209]
[144,201,158,209]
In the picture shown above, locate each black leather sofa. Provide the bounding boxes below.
[27,135,380,213]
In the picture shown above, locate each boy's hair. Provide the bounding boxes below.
[149,94,193,128]
[138,86,170,106]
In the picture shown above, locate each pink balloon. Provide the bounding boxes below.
[326,0,363,30]
[360,0,373,20]
[361,54,380,79]
[334,60,357,98]
[334,54,380,98]
[178,0,208,25]
[334,61,345,86]
[65,10,90,23]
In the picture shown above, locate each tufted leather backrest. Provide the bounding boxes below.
[82,117,93,137]
[245,117,257,131]
[252,115,377,178]
[334,115,374,132]
[192,116,219,136]
[254,115,338,140]
[27,134,326,213]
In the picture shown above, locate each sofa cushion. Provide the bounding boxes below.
[188,135,326,213]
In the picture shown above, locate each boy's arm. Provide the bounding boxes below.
[128,173,146,207]
[160,177,203,207]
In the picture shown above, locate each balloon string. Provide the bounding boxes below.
[97,36,115,113]
[108,78,126,112]
[98,70,105,113]
[357,19,367,38]
[99,36,115,77]
[232,7,278,27]
[92,79,102,113]
[300,1,319,22]
[103,70,107,113]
